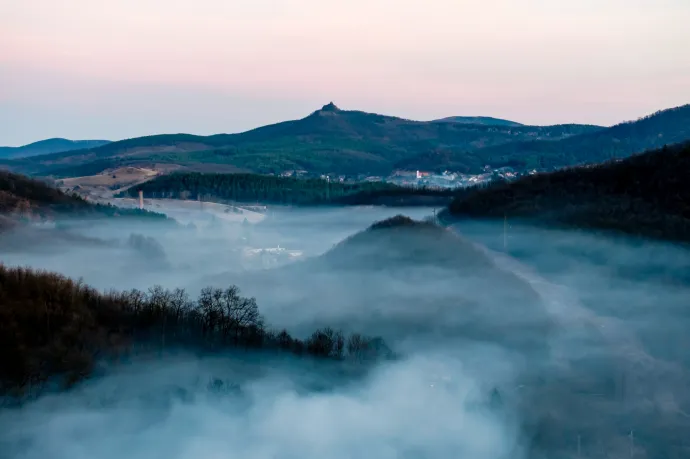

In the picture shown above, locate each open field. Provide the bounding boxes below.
[58,165,173,197]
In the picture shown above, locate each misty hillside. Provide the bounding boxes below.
[432,116,524,127]
[207,216,548,351]
[403,103,690,172]
[1,103,600,177]
[0,170,169,224]
[0,138,110,159]
[444,141,690,242]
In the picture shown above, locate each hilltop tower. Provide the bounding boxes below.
[138,190,144,209]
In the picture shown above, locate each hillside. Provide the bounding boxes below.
[0,170,169,224]
[443,141,690,242]
[403,104,690,172]
[432,116,524,127]
[0,138,110,159]
[205,215,547,351]
[2,103,601,177]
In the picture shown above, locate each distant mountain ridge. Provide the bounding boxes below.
[432,116,524,127]
[0,138,111,159]
[403,104,690,172]
[4,103,689,178]
[1,103,601,177]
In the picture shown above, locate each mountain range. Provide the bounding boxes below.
[2,103,689,178]
[0,138,111,159]
[0,103,600,177]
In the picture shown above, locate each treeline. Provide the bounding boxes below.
[444,142,690,242]
[120,172,454,206]
[0,264,390,397]
[120,172,394,205]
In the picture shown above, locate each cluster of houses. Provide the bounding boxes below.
[382,167,538,189]
[277,166,544,190]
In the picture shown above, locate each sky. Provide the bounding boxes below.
[1,0,689,146]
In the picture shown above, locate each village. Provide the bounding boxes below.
[279,166,544,189]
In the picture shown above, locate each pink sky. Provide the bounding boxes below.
[1,0,689,145]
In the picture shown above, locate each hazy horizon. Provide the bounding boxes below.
[2,0,689,146]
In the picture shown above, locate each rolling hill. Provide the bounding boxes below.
[0,138,111,159]
[401,104,690,172]
[443,141,690,242]
[1,103,601,177]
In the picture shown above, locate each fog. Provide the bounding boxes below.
[2,204,690,458]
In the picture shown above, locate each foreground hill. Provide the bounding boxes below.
[0,170,169,225]
[444,142,690,242]
[403,104,690,172]
[0,138,110,159]
[204,215,547,350]
[0,264,389,397]
[2,103,600,177]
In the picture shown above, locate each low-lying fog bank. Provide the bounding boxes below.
[2,206,690,458]
[0,206,435,292]
[0,351,520,459]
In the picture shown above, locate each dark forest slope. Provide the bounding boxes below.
[444,142,690,242]
[402,104,690,172]
[2,104,600,177]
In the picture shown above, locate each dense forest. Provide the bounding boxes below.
[401,104,690,172]
[443,142,690,242]
[120,172,456,206]
[1,103,601,177]
[0,170,169,224]
[0,264,390,397]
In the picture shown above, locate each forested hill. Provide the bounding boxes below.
[0,171,168,224]
[400,104,690,172]
[120,172,457,206]
[2,103,600,177]
[443,142,690,242]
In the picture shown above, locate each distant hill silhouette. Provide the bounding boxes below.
[432,116,523,127]
[444,141,690,242]
[204,215,546,351]
[2,103,600,177]
[0,138,110,159]
[406,104,690,172]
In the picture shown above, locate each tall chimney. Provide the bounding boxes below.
[138,190,144,209]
